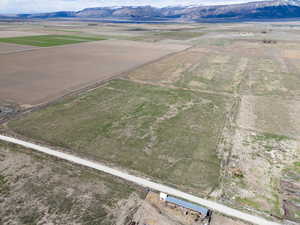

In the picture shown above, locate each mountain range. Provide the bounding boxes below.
[3,0,300,21]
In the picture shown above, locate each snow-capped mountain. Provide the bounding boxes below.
[7,0,300,21]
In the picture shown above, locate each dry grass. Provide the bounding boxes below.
[128,47,248,94]
[223,129,299,217]
[0,141,145,225]
[9,79,232,196]
[237,96,300,139]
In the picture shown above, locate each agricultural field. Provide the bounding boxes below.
[0,22,206,44]
[238,42,300,96]
[8,79,231,196]
[0,35,106,47]
[0,141,145,225]
[130,31,205,42]
[125,22,300,222]
[0,30,44,38]
[237,96,300,139]
[128,47,246,94]
[0,42,39,54]
[1,20,300,224]
[0,39,188,105]
[128,40,300,96]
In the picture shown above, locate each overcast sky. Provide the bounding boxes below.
[0,0,269,14]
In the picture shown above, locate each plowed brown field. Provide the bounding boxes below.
[0,42,39,54]
[0,40,188,105]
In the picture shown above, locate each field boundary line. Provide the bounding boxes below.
[0,134,281,225]
[0,39,189,55]
[0,39,105,55]
[123,78,234,98]
[0,44,192,125]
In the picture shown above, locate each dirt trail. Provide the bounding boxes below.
[0,134,281,225]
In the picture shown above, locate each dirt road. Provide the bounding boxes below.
[0,134,281,225]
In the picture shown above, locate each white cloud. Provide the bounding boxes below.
[0,0,268,14]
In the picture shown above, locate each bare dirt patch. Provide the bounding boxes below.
[284,50,300,59]
[210,213,248,225]
[0,40,188,106]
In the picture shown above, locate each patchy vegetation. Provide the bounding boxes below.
[223,129,299,218]
[280,162,300,222]
[237,96,300,139]
[0,141,145,225]
[9,79,231,195]
[128,46,248,94]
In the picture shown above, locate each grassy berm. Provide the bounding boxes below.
[9,79,230,195]
[0,141,145,225]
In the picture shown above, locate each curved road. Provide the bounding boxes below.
[0,134,281,225]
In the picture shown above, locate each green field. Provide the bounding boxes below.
[9,79,230,195]
[0,35,106,47]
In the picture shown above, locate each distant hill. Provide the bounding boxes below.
[17,11,76,19]
[3,0,300,21]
